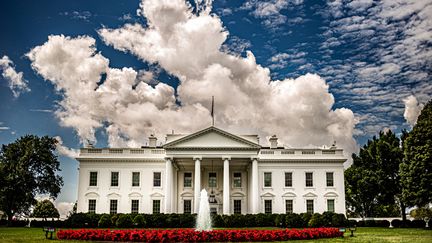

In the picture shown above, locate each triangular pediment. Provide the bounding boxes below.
[164,126,260,150]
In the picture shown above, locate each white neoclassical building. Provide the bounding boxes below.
[76,126,346,215]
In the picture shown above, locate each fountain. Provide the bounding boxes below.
[195,189,212,231]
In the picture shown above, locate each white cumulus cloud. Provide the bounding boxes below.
[0,55,30,98]
[28,0,358,162]
[403,95,424,126]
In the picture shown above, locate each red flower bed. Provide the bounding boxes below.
[57,228,343,242]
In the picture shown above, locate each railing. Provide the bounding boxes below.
[260,149,342,156]
[81,148,165,155]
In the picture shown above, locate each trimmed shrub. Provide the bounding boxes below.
[132,214,146,227]
[285,213,304,228]
[331,214,347,227]
[300,213,312,227]
[308,213,325,227]
[411,220,426,228]
[211,214,224,228]
[275,214,286,227]
[116,214,133,228]
[98,214,111,228]
[391,219,402,228]
[110,214,119,226]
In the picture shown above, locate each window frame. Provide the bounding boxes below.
[131,199,139,214]
[152,199,161,214]
[132,172,140,187]
[184,172,193,188]
[263,172,272,188]
[264,199,272,214]
[285,172,293,187]
[153,172,162,187]
[326,172,334,187]
[110,199,118,214]
[306,199,314,214]
[233,200,242,214]
[327,199,335,212]
[208,172,217,188]
[233,172,242,188]
[183,199,192,214]
[285,199,293,214]
[110,171,119,187]
[305,172,313,187]
[89,171,98,187]
[88,199,96,213]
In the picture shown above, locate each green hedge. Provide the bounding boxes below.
[62,212,347,228]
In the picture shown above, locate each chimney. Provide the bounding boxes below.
[269,135,278,149]
[149,134,157,148]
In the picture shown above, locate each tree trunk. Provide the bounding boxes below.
[400,201,407,221]
[7,214,13,227]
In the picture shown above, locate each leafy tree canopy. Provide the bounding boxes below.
[401,99,432,207]
[345,130,404,217]
[0,135,63,224]
[32,199,59,220]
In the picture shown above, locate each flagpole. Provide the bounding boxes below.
[211,96,214,126]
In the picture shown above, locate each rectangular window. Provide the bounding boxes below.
[184,172,192,188]
[285,172,293,187]
[264,200,272,214]
[88,199,96,213]
[131,200,139,214]
[132,172,140,187]
[306,172,313,187]
[153,172,161,187]
[110,200,118,214]
[285,200,293,214]
[209,172,217,188]
[89,172,97,186]
[111,172,119,187]
[210,208,217,215]
[306,200,314,214]
[152,200,160,214]
[264,172,272,187]
[234,200,241,214]
[233,172,242,188]
[326,172,334,187]
[184,200,191,214]
[327,199,335,212]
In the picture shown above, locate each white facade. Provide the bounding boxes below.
[76,126,346,215]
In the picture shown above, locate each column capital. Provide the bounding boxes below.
[222,156,231,161]
[164,156,173,161]
[250,156,259,161]
[193,156,202,161]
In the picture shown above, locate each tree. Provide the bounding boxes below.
[32,199,59,220]
[345,130,404,218]
[0,135,63,225]
[400,100,432,207]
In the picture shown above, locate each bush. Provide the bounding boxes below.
[98,214,111,228]
[411,220,426,228]
[133,214,146,228]
[110,214,119,226]
[300,213,312,227]
[66,213,100,228]
[211,214,224,227]
[116,214,133,228]
[275,214,286,227]
[285,213,304,228]
[308,213,325,227]
[331,214,347,227]
[391,219,401,228]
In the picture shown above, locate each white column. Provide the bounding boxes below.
[194,156,201,213]
[164,157,173,213]
[223,157,230,215]
[251,157,259,214]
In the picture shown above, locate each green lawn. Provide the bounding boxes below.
[0,227,430,243]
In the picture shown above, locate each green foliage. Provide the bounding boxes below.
[132,214,146,227]
[98,214,111,228]
[0,135,63,224]
[285,213,304,228]
[32,200,59,220]
[116,214,133,228]
[345,130,404,217]
[308,213,325,227]
[275,214,286,227]
[401,100,432,207]
[410,207,432,220]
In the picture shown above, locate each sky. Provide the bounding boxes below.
[0,0,430,216]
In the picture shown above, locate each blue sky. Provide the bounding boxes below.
[0,0,431,208]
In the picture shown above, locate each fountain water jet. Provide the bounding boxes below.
[195,189,212,231]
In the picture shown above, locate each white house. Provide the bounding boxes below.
[76,126,346,215]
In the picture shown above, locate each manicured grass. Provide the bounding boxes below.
[0,227,431,242]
